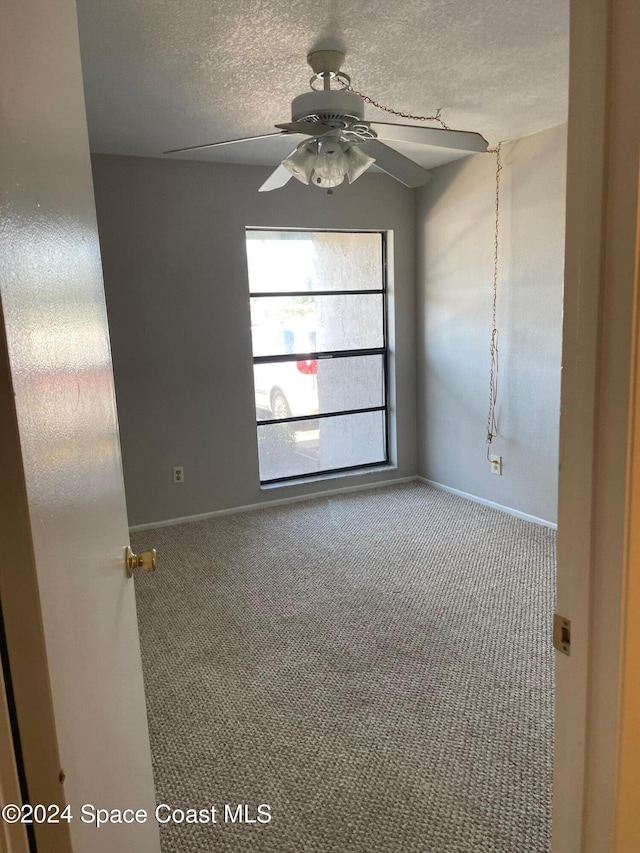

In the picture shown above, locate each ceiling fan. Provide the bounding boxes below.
[165,50,489,192]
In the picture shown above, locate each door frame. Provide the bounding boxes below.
[554,0,640,850]
[0,610,30,853]
[613,165,640,852]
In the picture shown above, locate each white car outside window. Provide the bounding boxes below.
[253,324,319,420]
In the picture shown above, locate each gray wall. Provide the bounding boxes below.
[416,124,567,523]
[91,155,416,526]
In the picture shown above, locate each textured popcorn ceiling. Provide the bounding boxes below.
[76,0,569,167]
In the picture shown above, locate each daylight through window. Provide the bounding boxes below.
[246,229,389,484]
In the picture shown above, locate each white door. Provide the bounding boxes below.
[0,1,159,851]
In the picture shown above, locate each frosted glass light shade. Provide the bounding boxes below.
[345,145,376,183]
[282,142,316,185]
[311,138,348,188]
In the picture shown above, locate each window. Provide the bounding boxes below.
[246,229,389,484]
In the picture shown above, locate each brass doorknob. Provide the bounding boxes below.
[125,546,157,578]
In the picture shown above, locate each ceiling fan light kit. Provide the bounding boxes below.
[165,49,489,193]
[282,135,376,189]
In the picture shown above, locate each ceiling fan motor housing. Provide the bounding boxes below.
[291,90,365,128]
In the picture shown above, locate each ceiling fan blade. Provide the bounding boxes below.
[360,140,431,188]
[164,132,289,155]
[369,122,489,153]
[258,164,294,193]
[275,121,333,136]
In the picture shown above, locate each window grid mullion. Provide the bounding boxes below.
[253,347,385,365]
[258,405,386,427]
[250,289,385,298]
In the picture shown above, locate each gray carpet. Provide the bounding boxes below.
[133,482,555,853]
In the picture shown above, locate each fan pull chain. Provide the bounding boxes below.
[486,143,502,459]
[338,81,450,129]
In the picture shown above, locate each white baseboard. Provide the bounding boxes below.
[416,477,558,530]
[129,476,416,532]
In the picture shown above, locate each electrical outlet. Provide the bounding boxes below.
[173,466,184,484]
[490,455,502,476]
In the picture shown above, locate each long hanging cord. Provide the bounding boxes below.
[486,143,502,458]
[335,82,503,455]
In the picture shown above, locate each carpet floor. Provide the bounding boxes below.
[133,482,555,853]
